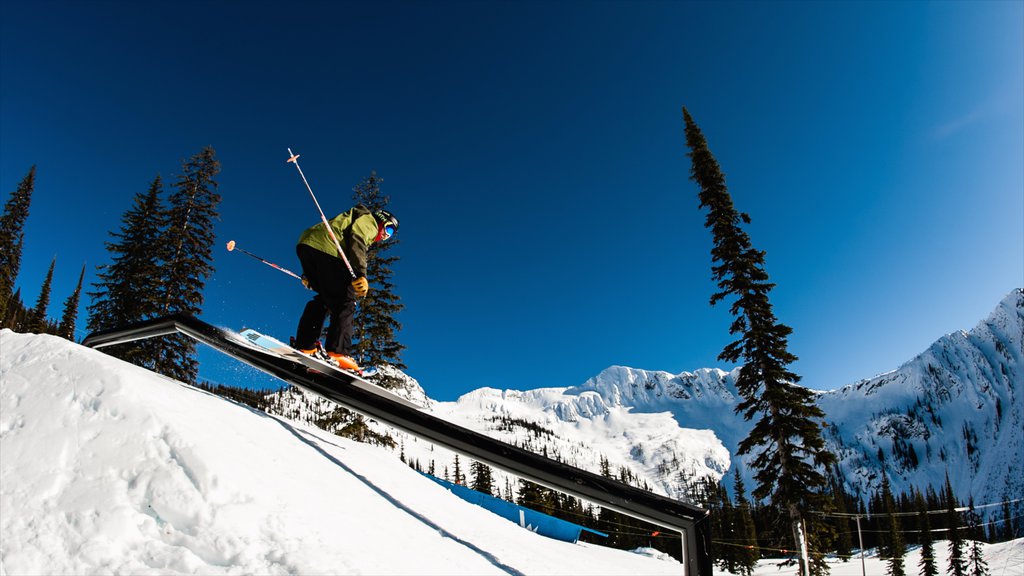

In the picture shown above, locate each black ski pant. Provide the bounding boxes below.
[294,243,356,355]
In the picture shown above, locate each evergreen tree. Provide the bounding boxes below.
[350,171,406,385]
[517,479,547,511]
[682,107,834,576]
[470,460,495,495]
[966,499,989,576]
[87,176,167,368]
[829,470,854,562]
[157,147,221,383]
[57,264,86,341]
[3,287,27,331]
[945,474,967,576]
[25,257,55,333]
[880,470,906,576]
[999,496,1015,542]
[0,166,35,324]
[733,470,760,576]
[916,491,938,576]
[452,454,465,485]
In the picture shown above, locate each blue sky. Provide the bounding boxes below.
[2,1,1021,401]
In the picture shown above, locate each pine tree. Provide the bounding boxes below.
[945,474,967,576]
[57,264,86,341]
[470,460,495,495]
[829,470,854,562]
[0,166,35,325]
[966,499,989,576]
[87,176,167,368]
[3,287,27,331]
[452,454,465,485]
[517,479,556,516]
[682,107,835,576]
[999,496,1015,542]
[880,470,906,576]
[157,147,221,383]
[916,491,938,576]
[350,171,406,386]
[733,470,760,576]
[25,257,55,333]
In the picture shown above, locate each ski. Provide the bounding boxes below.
[237,328,422,410]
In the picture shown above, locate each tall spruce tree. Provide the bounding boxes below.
[25,256,55,333]
[682,107,835,576]
[880,470,906,576]
[733,469,760,576]
[87,176,167,368]
[0,166,35,325]
[57,264,86,341]
[945,474,967,576]
[966,499,989,576]
[350,171,406,381]
[157,147,221,383]
[916,491,938,576]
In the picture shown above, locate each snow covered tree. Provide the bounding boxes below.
[682,107,835,576]
[350,171,406,385]
[156,147,221,383]
[0,166,35,325]
[87,176,167,368]
[25,256,55,333]
[57,264,85,341]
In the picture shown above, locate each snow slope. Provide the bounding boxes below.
[0,330,682,575]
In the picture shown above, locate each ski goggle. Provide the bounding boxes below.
[382,222,396,240]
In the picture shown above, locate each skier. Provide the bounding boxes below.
[293,204,399,371]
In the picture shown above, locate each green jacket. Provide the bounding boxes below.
[297,204,377,277]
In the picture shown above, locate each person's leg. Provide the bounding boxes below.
[294,295,329,350]
[324,282,356,355]
[295,244,353,354]
[293,244,346,349]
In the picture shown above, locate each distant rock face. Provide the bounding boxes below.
[270,289,1023,509]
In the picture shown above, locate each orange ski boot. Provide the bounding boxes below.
[326,352,361,373]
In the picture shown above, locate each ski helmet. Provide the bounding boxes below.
[374,209,399,240]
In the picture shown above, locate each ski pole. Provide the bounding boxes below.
[225,240,305,283]
[286,148,357,280]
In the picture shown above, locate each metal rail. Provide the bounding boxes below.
[84,314,711,575]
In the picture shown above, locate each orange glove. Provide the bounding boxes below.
[352,276,369,298]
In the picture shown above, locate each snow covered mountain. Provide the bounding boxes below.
[819,288,1023,506]
[298,289,1022,509]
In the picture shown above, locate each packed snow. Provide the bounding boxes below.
[0,330,683,575]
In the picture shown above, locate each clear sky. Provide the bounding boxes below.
[2,1,1021,401]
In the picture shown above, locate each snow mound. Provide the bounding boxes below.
[0,330,681,575]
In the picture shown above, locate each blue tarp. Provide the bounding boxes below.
[423,473,608,543]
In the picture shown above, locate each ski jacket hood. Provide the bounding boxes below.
[297,204,377,277]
